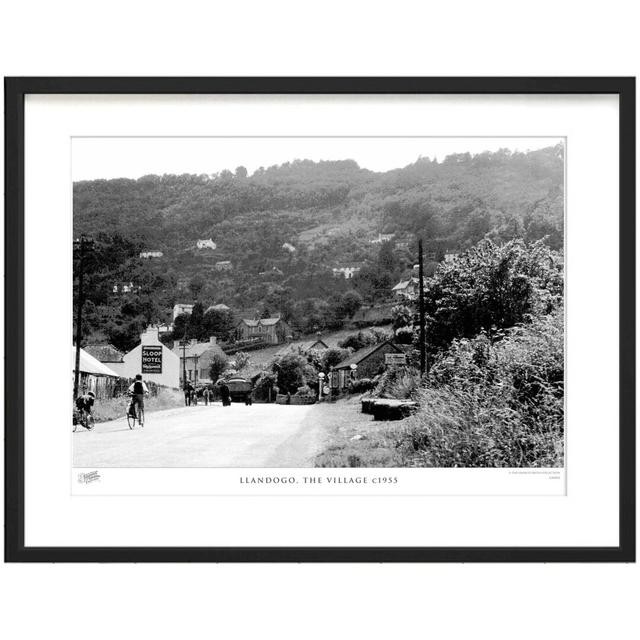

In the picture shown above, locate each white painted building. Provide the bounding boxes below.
[173,303,194,321]
[196,238,217,250]
[371,233,394,244]
[108,327,180,388]
[444,251,458,263]
[139,251,164,259]
[332,265,361,279]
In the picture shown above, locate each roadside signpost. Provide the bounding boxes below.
[385,353,407,367]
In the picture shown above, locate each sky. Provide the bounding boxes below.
[72,136,563,182]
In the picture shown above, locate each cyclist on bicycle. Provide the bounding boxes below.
[127,374,149,421]
[75,390,96,417]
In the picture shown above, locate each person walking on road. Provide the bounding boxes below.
[184,382,192,406]
[220,381,231,407]
[203,387,211,406]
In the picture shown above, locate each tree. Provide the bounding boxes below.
[189,275,205,300]
[209,352,228,383]
[202,307,234,341]
[172,313,190,338]
[188,302,205,339]
[422,239,563,356]
[339,290,363,318]
[391,304,413,330]
[320,348,350,372]
[235,166,248,179]
[271,353,308,394]
[234,351,250,371]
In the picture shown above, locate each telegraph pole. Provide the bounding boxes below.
[180,329,188,389]
[418,238,426,376]
[73,236,94,398]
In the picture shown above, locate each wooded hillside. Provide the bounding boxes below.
[73,145,564,351]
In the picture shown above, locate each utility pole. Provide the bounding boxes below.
[418,238,426,376]
[73,236,94,399]
[181,329,188,389]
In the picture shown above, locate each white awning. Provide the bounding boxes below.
[73,346,120,377]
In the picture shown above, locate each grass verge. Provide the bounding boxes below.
[91,387,184,423]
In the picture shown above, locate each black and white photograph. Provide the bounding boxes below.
[72,136,565,471]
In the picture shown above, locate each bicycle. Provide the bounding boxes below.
[126,394,145,429]
[73,407,95,432]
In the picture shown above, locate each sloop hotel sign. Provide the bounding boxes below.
[141,345,163,374]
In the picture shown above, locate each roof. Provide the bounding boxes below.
[332,340,402,370]
[238,317,283,327]
[172,341,225,358]
[258,317,283,326]
[73,347,120,377]
[392,280,413,291]
[206,303,230,313]
[275,339,329,358]
[84,343,124,363]
[299,339,329,351]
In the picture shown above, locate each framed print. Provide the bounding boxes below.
[4,77,635,562]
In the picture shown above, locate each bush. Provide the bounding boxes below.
[373,365,421,400]
[402,311,564,467]
[320,347,350,372]
[272,353,308,394]
[349,377,376,394]
[338,328,393,351]
[234,351,250,371]
[395,327,414,344]
[295,385,315,397]
[423,239,564,356]
[391,304,413,329]
[253,371,278,402]
[209,352,228,383]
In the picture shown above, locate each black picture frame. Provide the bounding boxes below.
[4,77,635,563]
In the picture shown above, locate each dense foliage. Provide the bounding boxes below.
[422,238,563,356]
[403,311,564,467]
[74,147,563,350]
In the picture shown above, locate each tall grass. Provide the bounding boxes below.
[398,312,564,467]
[91,387,184,423]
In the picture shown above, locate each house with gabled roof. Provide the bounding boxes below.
[196,238,217,250]
[331,340,403,390]
[275,336,329,358]
[236,316,291,345]
[172,336,227,386]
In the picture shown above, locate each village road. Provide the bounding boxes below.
[72,401,351,467]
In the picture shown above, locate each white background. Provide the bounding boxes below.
[27,96,605,546]
[1,2,638,639]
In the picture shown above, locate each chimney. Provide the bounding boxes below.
[190,338,198,346]
[209,336,217,345]
[141,326,160,345]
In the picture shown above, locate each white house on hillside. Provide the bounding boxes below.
[371,233,394,244]
[173,303,194,321]
[332,265,362,279]
[196,238,217,250]
[140,251,163,259]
